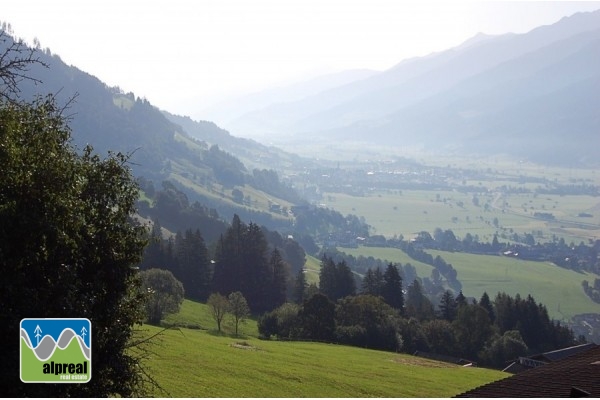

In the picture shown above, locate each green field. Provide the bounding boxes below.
[338,246,600,321]
[323,190,600,244]
[427,250,600,322]
[138,300,508,397]
[303,254,322,284]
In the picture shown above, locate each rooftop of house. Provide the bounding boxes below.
[502,342,597,374]
[456,344,600,398]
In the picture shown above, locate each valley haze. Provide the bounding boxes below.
[2,3,600,397]
[2,1,600,120]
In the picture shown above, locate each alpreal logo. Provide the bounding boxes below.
[20,318,91,383]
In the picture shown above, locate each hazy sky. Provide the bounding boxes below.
[3,1,600,116]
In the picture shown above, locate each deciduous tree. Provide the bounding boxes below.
[297,293,335,341]
[207,293,229,333]
[228,291,250,336]
[140,268,185,324]
[0,95,148,396]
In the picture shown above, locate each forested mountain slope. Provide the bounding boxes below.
[1,31,305,229]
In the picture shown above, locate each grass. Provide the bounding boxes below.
[338,246,435,278]
[137,300,509,397]
[303,254,322,285]
[161,300,259,338]
[322,189,600,245]
[427,250,600,322]
[339,245,600,321]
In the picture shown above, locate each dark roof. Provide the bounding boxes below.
[536,342,597,363]
[501,361,530,374]
[500,343,597,374]
[456,344,600,398]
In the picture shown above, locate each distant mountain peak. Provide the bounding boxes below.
[455,32,504,51]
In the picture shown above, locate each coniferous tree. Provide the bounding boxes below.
[181,229,211,301]
[479,291,495,323]
[319,255,338,300]
[405,279,435,321]
[270,248,288,309]
[319,256,356,301]
[242,222,271,312]
[336,260,356,300]
[361,268,380,295]
[382,263,404,312]
[140,219,164,269]
[213,214,245,297]
[173,230,186,280]
[212,215,275,313]
[173,230,205,300]
[362,267,385,297]
[293,268,307,304]
[455,290,468,308]
[438,290,458,321]
[494,292,516,334]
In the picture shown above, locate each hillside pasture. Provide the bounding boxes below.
[337,246,434,278]
[303,254,322,285]
[427,250,600,322]
[338,246,599,321]
[138,301,508,397]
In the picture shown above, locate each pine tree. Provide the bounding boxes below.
[438,290,458,321]
[242,222,271,312]
[336,260,356,300]
[478,291,495,323]
[455,290,468,308]
[382,263,404,311]
[140,219,164,269]
[319,255,338,301]
[362,267,385,296]
[270,248,288,308]
[212,215,245,297]
[182,229,211,301]
[405,279,435,321]
[293,268,307,304]
[361,268,377,295]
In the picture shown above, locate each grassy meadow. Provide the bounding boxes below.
[427,250,600,321]
[303,254,322,285]
[322,189,600,244]
[338,246,600,321]
[137,300,508,397]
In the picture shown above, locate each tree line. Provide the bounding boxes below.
[140,213,308,314]
[259,283,580,369]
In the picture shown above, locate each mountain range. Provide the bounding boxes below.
[2,9,598,235]
[209,10,600,166]
[0,33,314,232]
